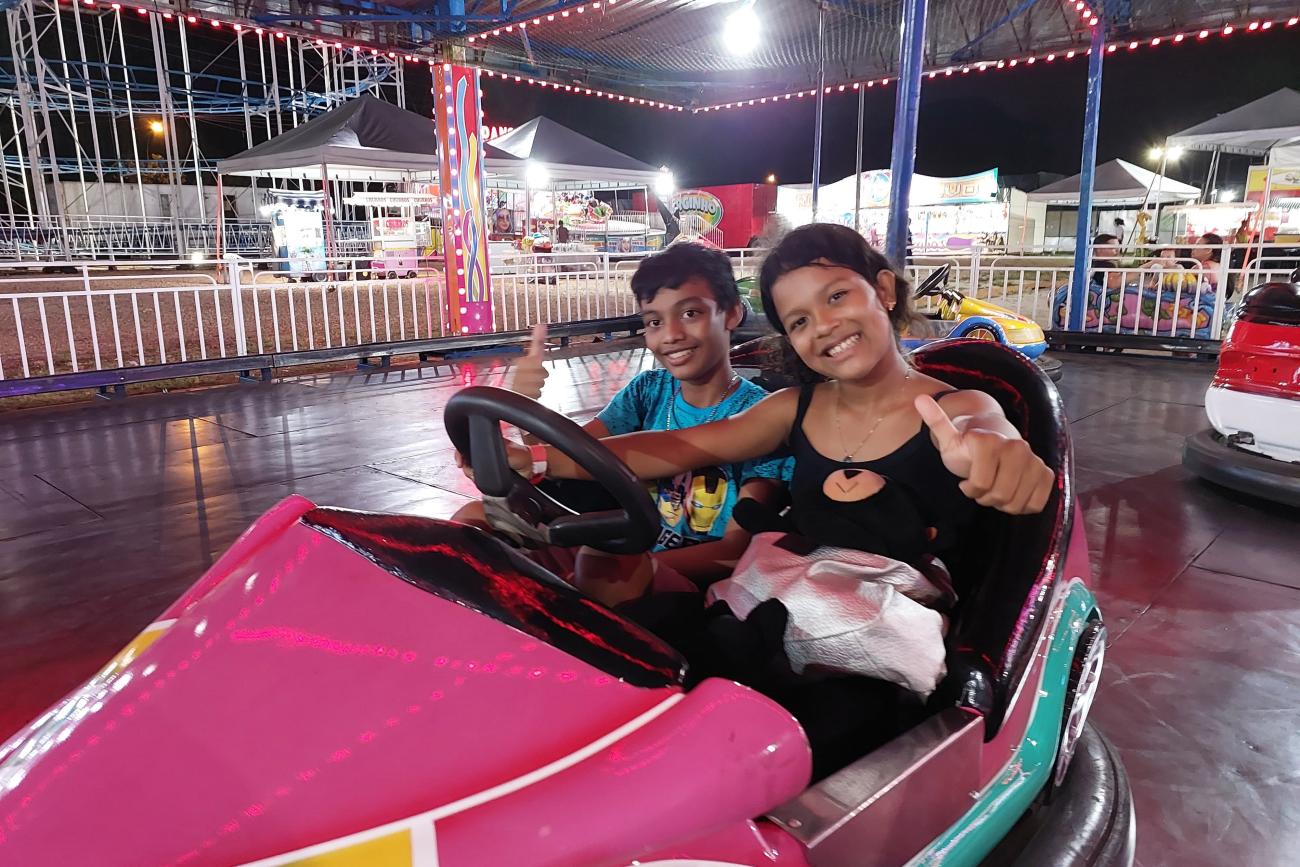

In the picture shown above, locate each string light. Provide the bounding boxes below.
[60,3,1297,117]
[687,17,1294,112]
[467,0,622,42]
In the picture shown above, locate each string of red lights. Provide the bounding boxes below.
[690,16,1299,113]
[480,69,685,110]
[466,0,619,43]
[55,0,1300,116]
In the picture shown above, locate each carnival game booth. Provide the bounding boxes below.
[215,95,519,278]
[671,184,778,248]
[776,169,1044,252]
[485,117,668,259]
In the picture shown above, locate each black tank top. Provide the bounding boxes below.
[788,384,975,556]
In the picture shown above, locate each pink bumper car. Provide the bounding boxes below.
[0,343,1131,866]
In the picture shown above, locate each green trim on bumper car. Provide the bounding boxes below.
[911,579,1097,866]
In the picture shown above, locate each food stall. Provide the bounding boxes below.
[264,189,327,280]
[1163,201,1259,243]
[343,189,443,278]
[776,168,1042,252]
[1244,165,1300,242]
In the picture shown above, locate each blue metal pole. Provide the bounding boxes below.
[886,0,928,267]
[1067,23,1107,330]
[811,2,826,221]
[448,0,466,34]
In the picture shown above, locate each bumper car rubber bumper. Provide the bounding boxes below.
[1036,353,1064,382]
[1015,339,1049,360]
[1183,428,1300,507]
[989,724,1136,867]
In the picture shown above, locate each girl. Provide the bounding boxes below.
[494,224,1055,585]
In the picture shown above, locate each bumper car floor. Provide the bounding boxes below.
[1,347,1297,866]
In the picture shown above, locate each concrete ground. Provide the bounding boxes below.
[0,346,1296,866]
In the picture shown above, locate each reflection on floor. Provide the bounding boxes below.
[1,347,1296,866]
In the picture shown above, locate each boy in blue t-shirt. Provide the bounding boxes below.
[595,365,788,552]
[454,242,790,605]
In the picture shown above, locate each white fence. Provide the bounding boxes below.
[908,243,1296,342]
[0,243,1293,392]
[0,249,766,388]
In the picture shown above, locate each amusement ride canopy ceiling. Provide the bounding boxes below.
[187,0,1300,107]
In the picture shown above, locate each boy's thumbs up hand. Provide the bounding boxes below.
[506,322,549,400]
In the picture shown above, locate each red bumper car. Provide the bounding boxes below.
[1184,272,1300,506]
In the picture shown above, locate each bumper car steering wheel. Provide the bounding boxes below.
[444,386,659,554]
[912,263,952,299]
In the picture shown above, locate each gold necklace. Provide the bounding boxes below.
[833,369,911,462]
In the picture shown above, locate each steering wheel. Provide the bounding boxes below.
[912,263,952,299]
[444,386,659,554]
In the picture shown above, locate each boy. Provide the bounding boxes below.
[453,242,790,605]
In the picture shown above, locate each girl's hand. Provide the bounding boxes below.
[914,395,1055,515]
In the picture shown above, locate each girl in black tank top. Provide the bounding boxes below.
[516,225,1055,553]
[788,384,975,558]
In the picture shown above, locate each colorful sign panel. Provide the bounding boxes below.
[669,189,725,230]
[1246,165,1300,240]
[434,63,493,335]
[778,168,1000,220]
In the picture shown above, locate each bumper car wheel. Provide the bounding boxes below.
[989,724,1136,867]
[1052,617,1106,791]
[1183,428,1300,507]
[966,325,1000,341]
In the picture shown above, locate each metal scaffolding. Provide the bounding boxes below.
[0,0,411,258]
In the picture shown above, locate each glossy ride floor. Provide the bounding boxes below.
[1,347,1297,867]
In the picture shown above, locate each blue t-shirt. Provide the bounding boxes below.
[597,369,793,551]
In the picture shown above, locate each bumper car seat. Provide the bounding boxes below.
[911,340,1071,735]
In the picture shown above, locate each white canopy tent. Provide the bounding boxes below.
[1165,89,1300,244]
[486,116,665,189]
[1166,88,1300,159]
[1027,159,1200,206]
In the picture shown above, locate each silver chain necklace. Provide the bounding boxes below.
[665,375,741,431]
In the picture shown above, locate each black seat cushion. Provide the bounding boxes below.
[911,340,1072,735]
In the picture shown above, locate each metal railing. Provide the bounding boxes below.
[0,249,744,388]
[0,219,381,262]
[2,243,1296,394]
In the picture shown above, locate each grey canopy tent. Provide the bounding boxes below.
[216,93,517,181]
[215,95,520,258]
[486,116,663,188]
[1027,159,1200,206]
[483,116,671,245]
[1166,88,1300,157]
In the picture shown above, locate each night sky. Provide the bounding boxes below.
[478,27,1300,192]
